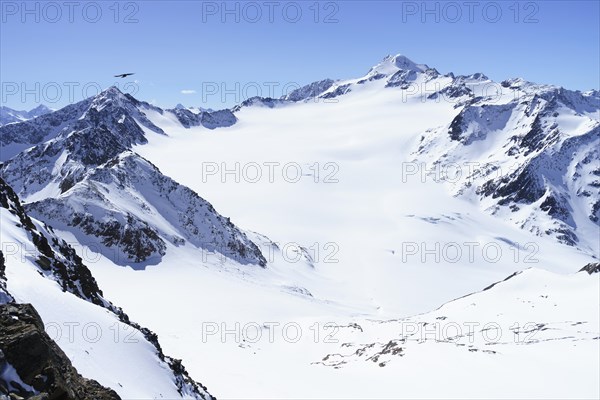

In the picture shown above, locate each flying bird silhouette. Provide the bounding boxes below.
[114,73,135,78]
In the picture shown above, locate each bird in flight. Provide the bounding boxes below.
[114,73,135,78]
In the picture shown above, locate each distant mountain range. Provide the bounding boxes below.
[0,104,52,126]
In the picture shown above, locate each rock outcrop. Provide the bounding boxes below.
[0,303,121,399]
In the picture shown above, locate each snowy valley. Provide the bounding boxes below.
[1,54,599,399]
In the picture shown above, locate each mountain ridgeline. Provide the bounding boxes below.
[229,55,599,252]
[1,54,599,259]
[0,88,265,267]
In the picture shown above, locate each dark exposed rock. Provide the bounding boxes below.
[357,73,386,84]
[320,84,352,99]
[385,69,418,88]
[199,109,237,129]
[545,227,578,246]
[590,200,600,223]
[282,79,335,102]
[27,198,168,265]
[539,194,572,222]
[428,84,472,101]
[579,262,600,274]
[519,113,559,155]
[168,107,237,129]
[230,96,285,112]
[0,251,14,304]
[0,303,121,399]
[479,164,544,204]
[0,177,110,307]
[448,112,464,142]
[448,103,514,144]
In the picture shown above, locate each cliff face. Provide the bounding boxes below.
[0,303,121,399]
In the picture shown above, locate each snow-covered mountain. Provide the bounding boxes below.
[167,106,236,129]
[1,54,598,399]
[0,89,235,161]
[0,177,212,399]
[230,54,600,253]
[416,78,599,251]
[0,104,52,126]
[0,87,264,267]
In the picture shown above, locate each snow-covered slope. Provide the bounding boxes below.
[311,266,600,399]
[415,79,600,252]
[25,151,265,266]
[0,177,212,399]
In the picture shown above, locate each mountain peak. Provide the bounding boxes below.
[385,54,419,68]
[89,86,133,112]
[28,104,51,113]
[368,54,429,76]
[97,85,133,101]
[102,85,124,94]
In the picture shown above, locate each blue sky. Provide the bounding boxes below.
[1,0,599,110]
